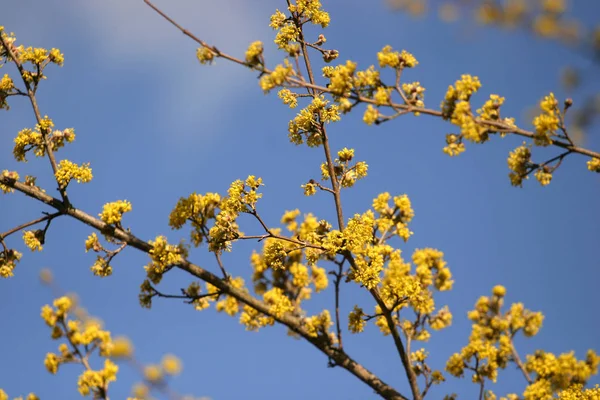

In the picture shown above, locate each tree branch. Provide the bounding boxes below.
[0,176,408,400]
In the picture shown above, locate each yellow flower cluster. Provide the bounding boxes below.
[110,336,134,358]
[0,390,38,400]
[269,10,287,29]
[402,81,425,112]
[259,60,295,92]
[277,88,298,108]
[288,96,340,147]
[0,170,19,194]
[532,93,559,146]
[443,285,597,398]
[348,306,366,333]
[558,384,600,400]
[443,77,506,145]
[0,73,15,110]
[54,159,93,189]
[91,256,112,277]
[250,217,328,306]
[301,181,317,196]
[210,276,245,316]
[184,281,218,311]
[77,359,118,396]
[410,348,446,383]
[523,350,600,400]
[304,309,333,339]
[363,105,379,125]
[372,192,414,242]
[22,230,43,252]
[84,232,101,252]
[377,45,418,69]
[169,192,221,247]
[16,46,64,67]
[371,87,390,106]
[40,296,118,398]
[413,248,453,291]
[441,74,481,118]
[0,41,64,84]
[209,176,262,252]
[534,168,553,186]
[443,133,466,157]
[318,147,368,188]
[274,23,301,55]
[588,157,600,172]
[144,236,186,284]
[288,0,330,28]
[161,354,183,376]
[507,143,532,187]
[13,122,75,162]
[196,46,215,65]
[240,304,274,331]
[99,200,132,225]
[263,287,295,318]
[245,41,263,66]
[322,60,356,97]
[0,248,22,278]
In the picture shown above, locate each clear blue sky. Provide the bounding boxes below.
[1,1,599,399]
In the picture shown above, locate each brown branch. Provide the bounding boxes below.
[0,211,62,240]
[0,34,71,205]
[343,250,421,400]
[141,0,600,162]
[509,336,533,385]
[1,175,408,400]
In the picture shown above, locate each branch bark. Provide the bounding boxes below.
[0,176,408,400]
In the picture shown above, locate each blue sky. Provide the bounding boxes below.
[1,1,599,399]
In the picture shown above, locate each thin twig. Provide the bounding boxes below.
[0,211,62,240]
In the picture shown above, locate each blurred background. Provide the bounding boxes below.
[1,0,599,399]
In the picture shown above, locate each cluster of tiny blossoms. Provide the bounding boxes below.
[0,25,64,95]
[40,296,118,397]
[143,236,187,285]
[0,247,22,278]
[0,391,38,400]
[445,285,600,399]
[310,147,367,190]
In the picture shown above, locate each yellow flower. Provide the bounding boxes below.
[99,200,132,225]
[443,134,466,156]
[586,157,600,172]
[269,10,287,29]
[363,105,379,125]
[373,87,391,105]
[377,45,418,69]
[245,41,263,65]
[532,93,559,147]
[55,159,92,189]
[311,265,328,292]
[277,88,297,108]
[492,285,506,297]
[44,352,60,374]
[348,306,366,333]
[22,230,43,251]
[111,336,134,358]
[144,364,162,382]
[507,143,531,187]
[1,170,19,193]
[302,182,317,196]
[196,46,215,64]
[259,60,295,92]
[535,169,552,186]
[161,354,182,375]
